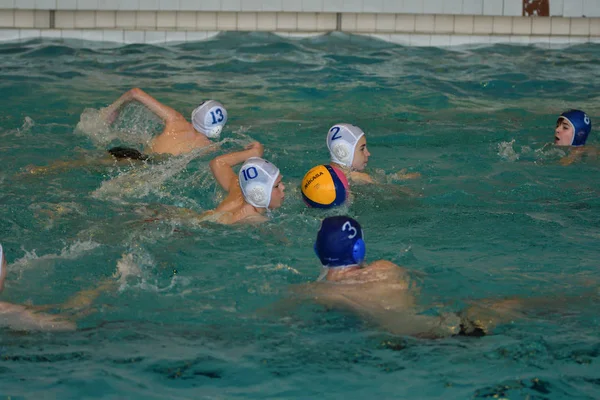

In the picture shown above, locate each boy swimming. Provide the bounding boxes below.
[103,88,228,157]
[554,109,594,165]
[143,141,285,225]
[326,123,420,184]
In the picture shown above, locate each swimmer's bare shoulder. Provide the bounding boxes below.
[349,171,375,184]
[0,301,76,332]
[150,119,212,156]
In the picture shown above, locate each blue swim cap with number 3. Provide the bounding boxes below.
[314,216,366,268]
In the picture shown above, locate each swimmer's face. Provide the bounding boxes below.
[268,175,285,209]
[555,118,574,146]
[352,136,370,171]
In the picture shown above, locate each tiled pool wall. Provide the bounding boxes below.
[0,0,599,45]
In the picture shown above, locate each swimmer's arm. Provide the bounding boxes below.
[104,88,183,124]
[0,301,76,332]
[209,142,264,192]
[349,171,375,184]
[390,168,422,180]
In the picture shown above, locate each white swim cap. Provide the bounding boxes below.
[239,157,280,209]
[326,123,365,168]
[191,100,228,138]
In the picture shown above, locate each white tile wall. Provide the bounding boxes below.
[0,0,15,9]
[102,28,122,41]
[563,0,584,17]
[395,13,415,31]
[40,28,61,37]
[262,0,281,12]
[403,1,423,14]
[237,11,256,29]
[221,0,241,12]
[423,0,444,14]
[551,17,570,34]
[144,29,165,42]
[531,17,551,34]
[158,0,174,10]
[434,14,454,32]
[316,12,335,30]
[449,34,473,45]
[176,11,196,29]
[61,28,82,38]
[216,11,236,29]
[281,0,301,11]
[483,0,502,15]
[550,0,564,16]
[503,0,521,16]
[0,9,13,25]
[443,0,462,15]
[322,0,343,12]
[35,0,56,9]
[115,10,135,27]
[342,0,362,12]
[96,10,115,27]
[0,28,19,40]
[362,0,382,13]
[73,9,93,26]
[472,15,492,33]
[388,33,411,45]
[297,12,316,30]
[137,0,157,11]
[165,30,185,40]
[20,28,40,37]
[382,0,403,13]
[341,12,355,29]
[240,0,261,11]
[462,0,483,15]
[570,17,589,35]
[375,13,394,31]
[410,33,431,45]
[454,15,473,33]
[136,10,155,28]
[185,30,208,40]
[14,9,33,25]
[590,17,600,34]
[492,15,511,33]
[123,29,143,42]
[118,0,138,11]
[81,29,102,39]
[415,14,434,32]
[276,11,296,29]
[356,12,375,30]
[57,0,76,8]
[509,35,529,43]
[197,0,220,11]
[55,10,73,26]
[98,0,119,10]
[256,11,276,30]
[583,0,600,16]
[15,0,34,8]
[511,16,531,34]
[302,0,327,12]
[156,10,175,27]
[196,11,217,29]
[430,33,451,46]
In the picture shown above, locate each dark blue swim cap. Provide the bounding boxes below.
[314,216,366,268]
[559,110,592,146]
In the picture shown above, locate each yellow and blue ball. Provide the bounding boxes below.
[301,165,349,208]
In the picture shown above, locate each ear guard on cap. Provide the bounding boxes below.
[243,182,268,208]
[191,100,228,139]
[326,124,365,168]
[314,238,365,266]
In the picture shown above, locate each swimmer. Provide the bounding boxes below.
[326,123,420,184]
[289,216,465,338]
[553,109,595,165]
[102,88,228,156]
[0,243,76,332]
[24,88,228,175]
[145,141,285,225]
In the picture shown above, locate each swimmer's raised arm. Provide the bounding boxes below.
[209,141,264,192]
[104,88,183,124]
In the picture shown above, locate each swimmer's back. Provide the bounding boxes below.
[150,118,211,155]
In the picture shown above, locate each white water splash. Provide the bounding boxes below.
[11,240,101,273]
[497,139,520,161]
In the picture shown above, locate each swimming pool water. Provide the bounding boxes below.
[0,33,599,399]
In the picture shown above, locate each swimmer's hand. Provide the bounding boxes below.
[245,141,264,158]
[391,168,422,180]
[349,171,375,184]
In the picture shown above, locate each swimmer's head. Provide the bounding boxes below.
[239,157,285,210]
[191,100,228,138]
[0,244,6,293]
[314,216,366,269]
[326,123,370,171]
[555,110,591,146]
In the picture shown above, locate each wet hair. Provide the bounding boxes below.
[108,146,150,161]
